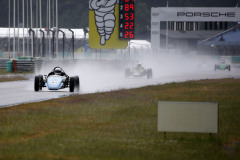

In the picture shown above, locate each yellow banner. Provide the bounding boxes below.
[89,1,128,49]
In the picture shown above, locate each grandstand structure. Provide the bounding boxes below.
[198,25,240,56]
[151,7,240,55]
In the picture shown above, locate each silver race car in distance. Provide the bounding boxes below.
[34,67,79,92]
[125,63,153,79]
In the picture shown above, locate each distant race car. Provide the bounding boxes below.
[34,67,79,92]
[214,60,231,71]
[125,63,153,79]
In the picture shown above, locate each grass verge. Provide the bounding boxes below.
[0,69,30,82]
[0,76,28,82]
[0,78,240,160]
[0,69,32,75]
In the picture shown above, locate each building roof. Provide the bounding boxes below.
[198,27,240,46]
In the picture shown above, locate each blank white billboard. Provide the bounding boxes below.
[158,101,218,133]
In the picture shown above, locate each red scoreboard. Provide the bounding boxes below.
[119,0,135,39]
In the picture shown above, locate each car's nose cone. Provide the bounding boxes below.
[47,76,63,90]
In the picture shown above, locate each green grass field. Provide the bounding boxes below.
[0,76,28,82]
[0,78,240,160]
[0,69,18,75]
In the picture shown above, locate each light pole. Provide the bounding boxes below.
[40,29,45,58]
[166,1,169,51]
[27,0,29,56]
[49,0,51,57]
[49,29,55,59]
[36,0,39,57]
[56,0,58,56]
[69,29,74,59]
[29,28,35,57]
[39,0,42,29]
[8,0,11,58]
[30,0,33,57]
[22,0,25,57]
[17,0,19,56]
[13,0,15,59]
[39,0,42,57]
[58,29,65,59]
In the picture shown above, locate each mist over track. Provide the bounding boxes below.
[1,55,239,108]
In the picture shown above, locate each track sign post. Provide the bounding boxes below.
[89,0,128,49]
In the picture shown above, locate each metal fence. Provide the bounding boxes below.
[15,60,35,72]
[0,58,132,73]
[0,59,34,72]
[0,59,8,69]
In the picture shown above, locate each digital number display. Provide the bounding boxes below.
[119,0,135,39]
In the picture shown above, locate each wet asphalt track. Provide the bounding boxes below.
[0,66,239,108]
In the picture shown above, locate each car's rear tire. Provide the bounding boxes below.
[34,76,40,91]
[147,69,152,79]
[74,76,80,92]
[70,77,75,92]
[214,65,217,71]
[228,65,231,71]
[39,75,43,90]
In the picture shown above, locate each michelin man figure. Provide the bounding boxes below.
[89,0,119,45]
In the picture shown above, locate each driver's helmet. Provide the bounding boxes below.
[137,62,142,67]
[54,68,62,75]
[221,60,225,64]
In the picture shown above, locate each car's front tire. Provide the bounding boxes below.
[39,75,43,90]
[34,76,40,91]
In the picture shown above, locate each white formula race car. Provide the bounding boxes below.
[125,63,153,79]
[214,60,231,71]
[34,67,79,92]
